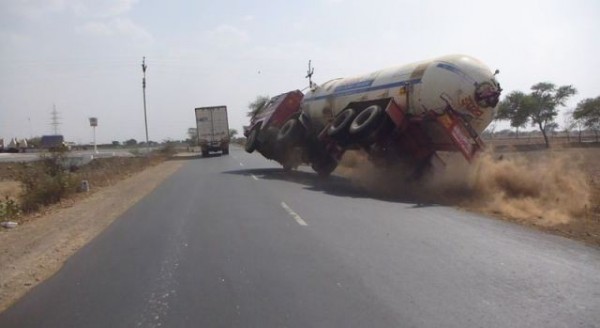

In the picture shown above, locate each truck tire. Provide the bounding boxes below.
[222,147,229,155]
[277,118,304,146]
[349,105,384,136]
[245,127,259,153]
[348,105,388,145]
[202,149,209,157]
[327,108,356,141]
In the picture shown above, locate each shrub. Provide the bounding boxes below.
[16,149,78,212]
[0,196,21,221]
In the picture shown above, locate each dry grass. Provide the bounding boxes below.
[0,181,20,199]
[0,154,167,223]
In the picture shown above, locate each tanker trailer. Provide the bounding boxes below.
[248,54,502,176]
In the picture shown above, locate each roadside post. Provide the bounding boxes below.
[89,117,98,154]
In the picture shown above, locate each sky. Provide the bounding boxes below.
[1,0,599,144]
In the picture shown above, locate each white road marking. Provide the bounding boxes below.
[251,174,259,181]
[281,202,308,226]
[239,162,244,167]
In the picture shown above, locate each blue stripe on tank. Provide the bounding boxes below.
[304,78,422,102]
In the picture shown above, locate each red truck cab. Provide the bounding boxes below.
[244,90,303,162]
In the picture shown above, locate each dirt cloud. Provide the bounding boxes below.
[337,149,592,226]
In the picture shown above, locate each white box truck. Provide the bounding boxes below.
[195,106,230,157]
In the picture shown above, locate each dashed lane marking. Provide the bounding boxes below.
[251,174,259,181]
[239,162,244,167]
[281,202,308,226]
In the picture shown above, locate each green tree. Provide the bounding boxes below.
[229,129,238,139]
[529,82,576,147]
[573,96,600,142]
[124,139,137,146]
[247,95,270,117]
[497,83,576,147]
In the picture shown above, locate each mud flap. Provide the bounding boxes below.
[436,112,484,162]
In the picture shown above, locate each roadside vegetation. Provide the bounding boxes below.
[497,82,599,147]
[0,145,176,223]
[17,149,79,212]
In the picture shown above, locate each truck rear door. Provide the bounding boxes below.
[195,106,229,145]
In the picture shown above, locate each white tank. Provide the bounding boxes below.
[302,54,501,135]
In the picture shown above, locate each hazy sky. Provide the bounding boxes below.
[1,0,599,144]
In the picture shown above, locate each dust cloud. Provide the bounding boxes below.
[337,149,592,226]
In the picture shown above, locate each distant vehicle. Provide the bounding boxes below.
[245,54,502,176]
[17,139,28,152]
[195,106,230,157]
[1,138,28,153]
[40,135,68,150]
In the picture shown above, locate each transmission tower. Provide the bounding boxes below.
[50,104,61,135]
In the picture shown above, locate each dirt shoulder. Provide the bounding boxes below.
[0,160,183,312]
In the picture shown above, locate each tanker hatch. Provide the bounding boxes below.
[475,80,502,108]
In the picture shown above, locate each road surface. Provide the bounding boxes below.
[1,147,599,327]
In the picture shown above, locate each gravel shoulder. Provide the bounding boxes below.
[0,160,183,312]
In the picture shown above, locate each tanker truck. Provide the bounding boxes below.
[244,54,502,176]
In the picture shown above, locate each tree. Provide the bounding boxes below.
[229,129,238,139]
[112,141,121,147]
[497,91,530,138]
[247,95,270,117]
[573,96,600,142]
[528,83,576,147]
[124,139,137,146]
[497,82,576,147]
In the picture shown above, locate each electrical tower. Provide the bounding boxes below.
[50,104,61,135]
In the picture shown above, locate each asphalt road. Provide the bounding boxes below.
[1,147,599,327]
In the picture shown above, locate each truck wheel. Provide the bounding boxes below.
[202,149,209,157]
[349,105,384,136]
[328,108,356,141]
[245,128,259,153]
[311,156,337,177]
[222,148,229,155]
[277,118,304,146]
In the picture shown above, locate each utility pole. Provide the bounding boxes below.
[306,60,315,89]
[142,57,149,153]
